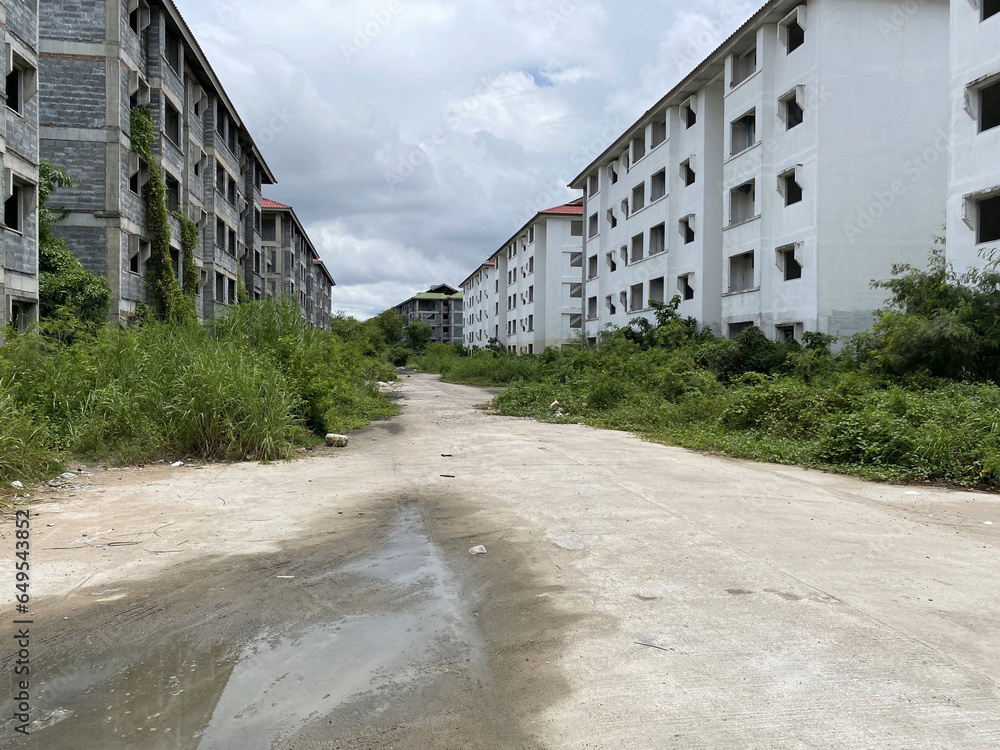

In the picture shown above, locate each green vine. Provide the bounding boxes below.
[176,211,200,305]
[130,106,196,324]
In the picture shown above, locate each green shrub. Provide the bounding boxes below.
[0,299,397,478]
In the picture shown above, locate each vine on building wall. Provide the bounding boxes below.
[130,106,196,324]
[176,211,201,305]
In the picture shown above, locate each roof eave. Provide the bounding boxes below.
[568,0,794,188]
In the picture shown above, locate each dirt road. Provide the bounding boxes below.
[2,373,999,748]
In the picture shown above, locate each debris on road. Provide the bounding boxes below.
[60,472,77,480]
[171,461,184,468]
[11,481,24,489]
[470,545,487,556]
[326,434,350,447]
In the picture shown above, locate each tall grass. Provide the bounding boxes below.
[419,341,1000,489]
[0,299,396,485]
[410,345,542,385]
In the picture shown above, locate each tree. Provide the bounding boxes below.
[37,161,111,327]
[370,309,405,345]
[405,319,433,352]
[869,242,1000,380]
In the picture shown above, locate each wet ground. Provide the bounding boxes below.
[2,373,999,748]
[2,500,541,749]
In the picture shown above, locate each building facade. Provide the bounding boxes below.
[947,0,1000,272]
[1,0,40,337]
[462,202,585,353]
[38,0,276,324]
[393,285,464,345]
[260,199,334,330]
[572,0,951,342]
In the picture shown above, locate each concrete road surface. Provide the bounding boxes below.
[2,373,999,748]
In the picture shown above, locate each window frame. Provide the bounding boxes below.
[730,110,757,156]
[729,180,757,226]
[780,6,807,54]
[731,46,757,88]
[776,244,803,281]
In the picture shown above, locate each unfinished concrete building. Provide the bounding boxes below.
[393,285,464,345]
[572,0,951,342]
[260,199,334,330]
[462,201,585,354]
[0,0,40,336]
[38,0,276,323]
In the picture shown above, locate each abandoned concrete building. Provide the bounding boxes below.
[0,0,40,338]
[260,199,335,330]
[947,0,1000,272]
[571,0,951,343]
[393,285,465,345]
[462,201,585,354]
[36,0,305,324]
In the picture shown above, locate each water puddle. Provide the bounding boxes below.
[3,504,480,749]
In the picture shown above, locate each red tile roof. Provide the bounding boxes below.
[261,198,293,210]
[539,202,584,216]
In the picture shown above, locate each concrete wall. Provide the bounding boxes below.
[1,0,41,336]
[947,0,1000,272]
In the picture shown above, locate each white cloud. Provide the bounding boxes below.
[174,0,766,319]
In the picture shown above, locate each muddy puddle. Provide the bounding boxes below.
[3,505,483,749]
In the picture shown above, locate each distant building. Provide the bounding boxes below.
[947,0,1000,272]
[393,285,464,345]
[38,0,276,323]
[462,201,585,354]
[571,0,951,343]
[1,0,40,337]
[260,199,335,330]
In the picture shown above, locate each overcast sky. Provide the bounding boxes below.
[176,0,760,319]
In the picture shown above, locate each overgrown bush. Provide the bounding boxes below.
[0,299,397,485]
[415,247,1000,489]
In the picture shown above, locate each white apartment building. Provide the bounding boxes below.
[572,0,951,342]
[462,202,584,353]
[947,0,1000,272]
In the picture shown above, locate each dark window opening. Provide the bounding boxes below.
[786,20,805,53]
[165,101,181,144]
[5,68,22,114]
[981,82,1000,133]
[680,217,695,244]
[571,220,583,237]
[682,160,696,187]
[783,172,803,206]
[776,325,797,342]
[978,195,1000,244]
[985,0,1000,20]
[4,184,21,232]
[682,103,696,129]
[785,97,804,129]
[679,275,695,301]
[165,175,180,212]
[779,245,802,280]
[164,32,182,74]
